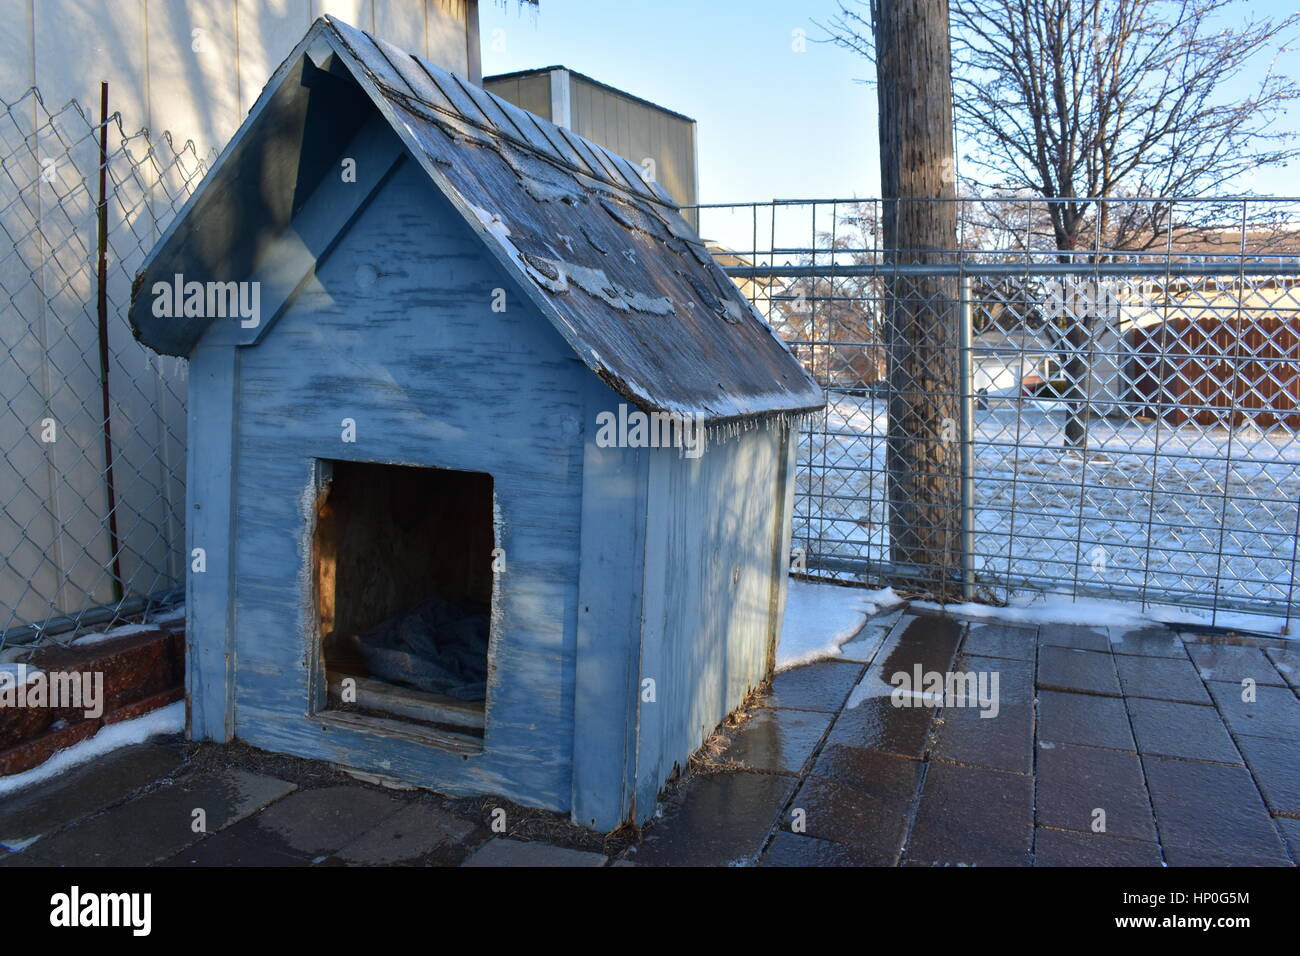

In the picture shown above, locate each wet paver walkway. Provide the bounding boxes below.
[629,610,1300,867]
[1,609,1296,866]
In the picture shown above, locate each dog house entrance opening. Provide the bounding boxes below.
[314,460,493,742]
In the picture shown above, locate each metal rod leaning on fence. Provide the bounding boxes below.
[96,80,124,604]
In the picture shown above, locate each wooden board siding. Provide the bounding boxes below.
[634,423,790,812]
[184,331,240,743]
[212,160,586,810]
[569,395,649,830]
[1129,307,1300,427]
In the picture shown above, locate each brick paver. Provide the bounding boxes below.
[1037,645,1122,696]
[1036,688,1136,750]
[1036,743,1156,841]
[462,839,605,867]
[906,761,1034,866]
[788,744,921,862]
[1187,642,1286,686]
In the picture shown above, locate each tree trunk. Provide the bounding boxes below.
[1062,321,1091,448]
[1053,215,1091,450]
[874,0,963,598]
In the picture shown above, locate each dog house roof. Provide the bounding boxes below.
[128,16,824,423]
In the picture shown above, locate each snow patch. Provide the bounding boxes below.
[0,662,41,685]
[148,605,186,627]
[468,201,513,242]
[0,701,183,799]
[912,591,1295,638]
[911,593,1151,628]
[73,623,159,646]
[777,579,902,671]
[519,252,675,315]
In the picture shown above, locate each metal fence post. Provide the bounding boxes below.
[958,275,975,600]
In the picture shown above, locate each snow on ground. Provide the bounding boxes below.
[912,590,1292,636]
[778,578,902,671]
[781,580,1288,686]
[797,394,1300,631]
[911,592,1157,628]
[0,701,184,801]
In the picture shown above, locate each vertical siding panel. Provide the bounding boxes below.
[313,0,376,41]
[235,0,313,117]
[374,0,426,59]
[0,0,55,626]
[146,0,242,156]
[635,428,783,811]
[0,0,34,97]
[32,67,114,616]
[185,335,240,742]
[422,0,469,74]
[570,389,648,830]
[517,72,551,121]
[30,0,150,133]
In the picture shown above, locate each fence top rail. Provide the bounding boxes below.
[721,248,1300,261]
[722,261,1300,278]
[685,197,1300,208]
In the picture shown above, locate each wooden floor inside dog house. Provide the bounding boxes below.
[313,460,494,748]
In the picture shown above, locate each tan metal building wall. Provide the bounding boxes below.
[481,70,553,121]
[0,2,480,633]
[0,0,479,157]
[485,66,698,224]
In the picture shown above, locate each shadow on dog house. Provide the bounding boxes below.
[128,17,823,831]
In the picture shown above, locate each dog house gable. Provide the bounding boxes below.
[127,16,823,829]
[129,15,823,421]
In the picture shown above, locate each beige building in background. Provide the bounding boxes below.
[0,0,479,155]
[485,65,698,225]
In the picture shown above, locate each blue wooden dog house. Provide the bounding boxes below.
[128,17,823,831]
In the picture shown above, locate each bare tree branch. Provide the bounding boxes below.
[825,0,1300,249]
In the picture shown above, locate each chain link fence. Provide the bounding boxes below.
[698,197,1300,630]
[6,95,1300,647]
[0,88,212,651]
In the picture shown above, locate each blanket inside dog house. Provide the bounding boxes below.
[128,16,824,831]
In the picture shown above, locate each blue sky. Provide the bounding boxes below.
[480,0,880,203]
[480,0,1300,207]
